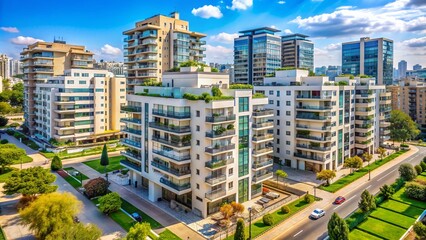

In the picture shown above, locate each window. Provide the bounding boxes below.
[277,110,280,116]
[196,140,200,146]
[277,138,280,144]
[196,154,200,160]
[286,141,290,145]
[286,121,290,126]
[79,80,86,84]
[120,89,125,92]
[277,90,280,97]
[286,91,291,96]
[277,120,280,125]
[82,73,89,77]
[269,90,274,95]
[196,196,202,202]
[239,97,249,112]
[277,100,280,107]
[286,131,290,136]
[73,73,80,77]
[67,80,74,84]
[286,111,291,116]
[277,129,280,135]
[286,150,290,155]
[196,111,200,117]
[94,73,106,77]
[286,101,291,106]
[95,89,104,92]
[120,81,125,85]
[196,169,200,175]
[277,148,280,153]
[196,184,200,189]
[229,168,233,176]
[229,182,233,189]
[196,125,200,131]
[269,100,274,104]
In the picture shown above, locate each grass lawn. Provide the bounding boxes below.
[379,200,423,219]
[369,207,416,228]
[0,167,17,183]
[109,209,135,231]
[225,196,313,240]
[321,150,408,193]
[158,229,181,240]
[415,174,426,182]
[349,229,382,240]
[40,147,123,160]
[83,156,125,173]
[357,217,406,240]
[64,167,89,180]
[62,174,84,188]
[11,155,33,164]
[392,188,426,209]
[120,198,162,229]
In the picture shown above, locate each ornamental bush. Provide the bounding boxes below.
[399,163,417,181]
[0,139,8,144]
[263,213,274,226]
[304,194,314,203]
[281,205,290,214]
[415,165,423,175]
[405,182,426,201]
[420,161,426,172]
[98,192,122,215]
[84,177,109,199]
[50,156,62,171]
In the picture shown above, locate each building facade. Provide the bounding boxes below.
[342,37,393,85]
[34,69,126,145]
[120,67,274,218]
[255,70,389,172]
[123,12,206,93]
[396,78,426,132]
[94,61,125,76]
[233,27,281,85]
[398,60,407,79]
[413,64,422,71]
[0,54,8,79]
[281,34,314,71]
[20,40,94,135]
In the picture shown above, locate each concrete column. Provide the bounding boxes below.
[148,181,162,202]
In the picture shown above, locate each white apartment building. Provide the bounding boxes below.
[255,70,389,172]
[120,67,274,218]
[34,69,126,145]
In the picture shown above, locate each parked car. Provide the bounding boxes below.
[334,196,346,204]
[132,212,142,222]
[310,209,325,219]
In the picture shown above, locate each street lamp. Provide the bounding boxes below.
[314,186,316,198]
[248,207,252,240]
[368,160,371,181]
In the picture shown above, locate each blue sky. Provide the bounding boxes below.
[0,0,425,68]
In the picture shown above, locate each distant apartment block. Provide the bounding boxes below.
[398,60,407,79]
[315,66,342,80]
[407,68,426,79]
[255,69,389,171]
[119,67,274,217]
[0,54,8,79]
[281,34,314,71]
[20,40,94,135]
[34,69,126,145]
[342,37,393,85]
[123,12,206,93]
[234,27,281,85]
[413,64,422,71]
[94,61,125,75]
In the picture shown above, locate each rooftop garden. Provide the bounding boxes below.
[253,93,267,98]
[229,84,253,89]
[167,60,218,72]
[183,87,234,103]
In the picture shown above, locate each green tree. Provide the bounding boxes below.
[420,161,426,172]
[379,184,394,200]
[415,165,423,175]
[344,156,363,173]
[362,152,373,164]
[84,177,109,198]
[0,145,24,173]
[19,192,82,239]
[377,147,386,163]
[234,218,245,240]
[0,116,8,127]
[98,192,122,215]
[2,78,10,91]
[100,144,109,181]
[327,212,349,240]
[0,102,12,114]
[126,222,151,240]
[389,110,420,143]
[3,166,57,196]
[316,169,336,185]
[413,221,426,238]
[50,155,62,171]
[263,213,274,226]
[60,223,102,240]
[358,190,376,213]
[399,163,417,181]
[275,169,288,186]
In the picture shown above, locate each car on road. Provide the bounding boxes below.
[132,212,142,222]
[334,196,346,204]
[310,209,325,219]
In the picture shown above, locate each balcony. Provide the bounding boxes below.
[205,158,234,170]
[205,175,226,185]
[295,144,331,152]
[205,144,235,154]
[252,133,274,142]
[252,109,274,117]
[252,159,273,169]
[122,128,142,135]
[296,124,332,131]
[252,147,273,156]
[205,189,226,201]
[294,153,328,162]
[296,95,332,100]
[205,129,235,139]
[355,141,373,149]
[152,136,191,148]
[252,120,274,129]
[120,160,141,172]
[295,105,332,111]
[252,172,273,183]
[151,160,191,177]
[149,122,191,134]
[159,178,191,192]
[296,134,331,142]
[121,151,142,161]
[152,149,191,162]
[121,139,141,148]
[205,114,236,123]
[152,109,191,119]
[121,106,142,112]
[120,118,142,125]
[296,114,332,121]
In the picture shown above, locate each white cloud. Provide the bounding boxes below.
[278,1,285,4]
[210,32,239,44]
[101,44,122,56]
[283,29,293,34]
[192,5,223,19]
[1,27,19,33]
[324,43,341,51]
[290,0,426,37]
[10,36,44,45]
[227,0,253,11]
[314,43,342,67]
[401,37,426,48]
[270,25,278,30]
[205,45,233,64]
[394,39,426,68]
[335,6,354,10]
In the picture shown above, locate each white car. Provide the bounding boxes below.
[310,208,325,219]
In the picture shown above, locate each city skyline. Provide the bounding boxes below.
[0,0,425,68]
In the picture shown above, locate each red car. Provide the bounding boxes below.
[334,196,346,204]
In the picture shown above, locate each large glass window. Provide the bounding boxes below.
[238,115,249,177]
[239,97,249,112]
[238,178,249,203]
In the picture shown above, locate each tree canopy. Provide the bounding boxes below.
[126,222,151,240]
[0,144,25,173]
[327,212,349,240]
[389,110,420,142]
[316,169,336,185]
[3,166,57,196]
[0,81,23,113]
[344,156,363,173]
[60,223,102,240]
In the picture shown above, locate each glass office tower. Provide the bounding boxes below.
[281,34,314,71]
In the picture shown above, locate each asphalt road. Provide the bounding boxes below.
[274,146,426,240]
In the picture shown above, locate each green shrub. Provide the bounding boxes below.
[405,182,426,201]
[281,206,290,214]
[304,194,314,203]
[415,165,423,175]
[0,116,8,127]
[423,156,426,163]
[399,163,417,181]
[234,218,245,240]
[84,177,110,199]
[229,84,253,89]
[420,162,426,172]
[345,210,369,230]
[400,143,409,148]
[263,213,274,226]
[8,123,19,128]
[0,139,8,144]
[211,87,222,97]
[50,156,62,171]
[98,192,122,214]
[6,129,13,135]
[413,221,426,238]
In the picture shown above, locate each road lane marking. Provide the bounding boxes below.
[366,185,371,189]
[376,169,396,182]
[294,230,303,237]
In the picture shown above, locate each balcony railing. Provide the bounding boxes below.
[205,189,226,201]
[296,144,331,151]
[121,151,142,161]
[296,106,332,110]
[205,114,236,123]
[152,109,191,119]
[252,109,274,116]
[296,134,331,141]
[252,172,273,182]
[205,129,235,138]
[205,144,235,154]
[252,159,273,169]
[296,114,332,120]
[252,121,274,129]
[160,178,191,191]
[152,136,191,148]
[122,128,142,135]
[121,106,142,112]
[120,118,142,124]
[152,149,191,162]
[205,158,234,169]
[296,124,331,131]
[294,153,328,161]
[296,95,332,99]
[205,175,226,185]
[120,160,141,172]
[121,139,141,148]
[151,161,191,177]
[252,147,273,155]
[252,134,274,142]
[149,122,191,134]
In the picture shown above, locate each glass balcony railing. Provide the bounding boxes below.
[152,149,191,162]
[205,129,235,138]
[121,106,142,112]
[252,109,274,116]
[151,160,191,177]
[296,134,331,141]
[205,144,235,154]
[121,139,141,148]
[205,114,236,123]
[252,159,273,169]
[151,136,191,148]
[120,118,142,124]
[121,151,142,161]
[294,153,328,161]
[205,158,234,169]
[120,160,141,172]
[152,109,191,119]
[296,144,331,151]
[205,175,226,185]
[149,122,191,134]
[252,172,273,182]
[160,178,191,191]
[205,189,226,201]
[252,120,274,129]
[122,128,142,135]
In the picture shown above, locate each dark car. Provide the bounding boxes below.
[334,196,346,204]
[132,212,142,222]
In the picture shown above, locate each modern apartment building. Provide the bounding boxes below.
[94,61,126,76]
[407,68,426,79]
[123,12,206,93]
[119,67,274,218]
[233,27,281,85]
[281,34,314,71]
[342,37,393,85]
[413,64,422,71]
[255,69,389,172]
[0,54,8,79]
[396,77,426,130]
[20,40,94,135]
[34,69,126,145]
[398,60,407,79]
[387,85,401,112]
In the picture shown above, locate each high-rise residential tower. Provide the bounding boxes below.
[20,40,94,135]
[342,37,393,85]
[123,12,206,93]
[281,34,314,71]
[0,54,9,79]
[233,27,281,85]
[413,64,422,71]
[398,60,407,79]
